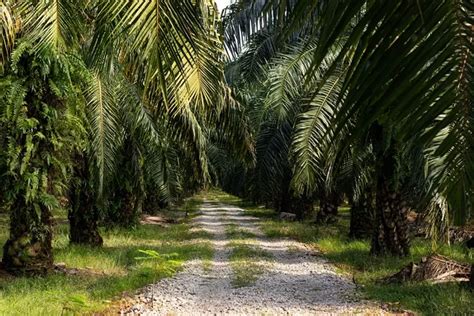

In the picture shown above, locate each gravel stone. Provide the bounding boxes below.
[123,201,387,315]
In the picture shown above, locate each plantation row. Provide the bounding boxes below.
[218,0,473,260]
[0,0,248,276]
[0,0,473,293]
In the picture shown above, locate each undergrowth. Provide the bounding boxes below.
[210,190,474,315]
[0,197,212,315]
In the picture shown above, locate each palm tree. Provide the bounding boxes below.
[0,0,242,274]
[223,0,473,256]
[0,46,86,274]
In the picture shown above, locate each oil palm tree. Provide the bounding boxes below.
[224,0,472,256]
[0,0,244,274]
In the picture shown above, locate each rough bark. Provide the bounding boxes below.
[349,189,375,239]
[106,191,142,228]
[371,181,410,256]
[121,192,140,227]
[68,155,103,246]
[2,197,53,276]
[316,193,339,224]
[69,189,103,247]
[291,195,314,220]
[470,264,474,288]
[370,124,410,257]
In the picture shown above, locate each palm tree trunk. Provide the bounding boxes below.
[68,155,103,246]
[316,192,339,224]
[105,190,141,228]
[369,124,410,257]
[119,192,140,227]
[349,189,375,239]
[370,154,409,255]
[290,194,313,220]
[371,185,410,256]
[143,194,164,215]
[277,174,292,213]
[69,189,103,246]
[2,197,53,275]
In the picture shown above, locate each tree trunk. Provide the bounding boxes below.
[370,151,409,256]
[277,174,292,214]
[106,191,141,228]
[470,264,474,288]
[68,155,103,246]
[349,189,375,239]
[1,50,80,275]
[69,188,103,247]
[316,193,339,224]
[121,192,141,227]
[2,197,53,276]
[143,194,167,215]
[291,195,314,220]
[371,186,410,256]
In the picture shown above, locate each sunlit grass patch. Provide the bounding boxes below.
[261,220,319,243]
[225,223,257,240]
[228,241,272,288]
[248,200,474,314]
[202,259,213,273]
[200,188,245,206]
[0,198,212,315]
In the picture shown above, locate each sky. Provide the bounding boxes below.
[215,0,232,11]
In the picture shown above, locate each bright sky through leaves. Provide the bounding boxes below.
[215,0,232,11]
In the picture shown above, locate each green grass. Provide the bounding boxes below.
[208,190,474,315]
[315,237,474,314]
[222,208,272,288]
[228,241,271,288]
[225,223,257,240]
[0,198,213,315]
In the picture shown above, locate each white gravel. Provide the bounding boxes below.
[124,202,387,315]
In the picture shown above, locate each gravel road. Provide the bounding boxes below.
[124,201,387,315]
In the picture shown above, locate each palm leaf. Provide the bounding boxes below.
[0,1,16,68]
[85,71,123,198]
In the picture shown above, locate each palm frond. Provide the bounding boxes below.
[85,71,123,198]
[22,0,84,52]
[291,69,345,194]
[0,1,16,69]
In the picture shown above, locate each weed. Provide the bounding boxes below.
[209,190,474,314]
[228,242,272,288]
[0,199,213,315]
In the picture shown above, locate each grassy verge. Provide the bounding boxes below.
[209,190,474,315]
[0,197,213,315]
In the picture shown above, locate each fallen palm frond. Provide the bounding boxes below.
[383,254,471,284]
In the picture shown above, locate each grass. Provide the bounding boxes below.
[0,197,214,315]
[224,216,271,288]
[316,237,474,314]
[209,190,474,315]
[3,188,471,314]
[227,241,271,288]
[225,223,257,240]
